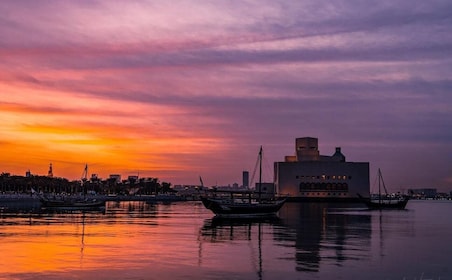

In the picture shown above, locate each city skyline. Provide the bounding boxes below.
[1,1,451,192]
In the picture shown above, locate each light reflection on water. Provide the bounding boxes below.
[0,200,450,279]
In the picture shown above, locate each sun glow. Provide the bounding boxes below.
[0,78,222,181]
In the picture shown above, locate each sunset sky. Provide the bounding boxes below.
[1,1,451,191]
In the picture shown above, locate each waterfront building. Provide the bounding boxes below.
[255,182,276,199]
[408,188,437,199]
[127,175,139,184]
[90,173,100,182]
[274,137,369,201]
[109,174,121,184]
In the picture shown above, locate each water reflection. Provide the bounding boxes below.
[278,203,372,272]
[2,200,442,279]
[200,216,282,280]
[201,216,282,240]
[200,202,373,276]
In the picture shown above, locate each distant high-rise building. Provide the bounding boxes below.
[242,171,249,188]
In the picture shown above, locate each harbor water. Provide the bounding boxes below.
[0,200,450,279]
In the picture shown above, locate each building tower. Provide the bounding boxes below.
[242,171,249,189]
[48,163,53,178]
[296,137,320,161]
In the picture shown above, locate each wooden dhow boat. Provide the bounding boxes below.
[201,146,287,218]
[358,168,409,210]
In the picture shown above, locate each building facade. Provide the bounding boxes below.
[275,137,369,201]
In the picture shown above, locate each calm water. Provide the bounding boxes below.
[0,200,450,280]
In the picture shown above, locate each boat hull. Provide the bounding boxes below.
[39,197,106,208]
[201,197,286,218]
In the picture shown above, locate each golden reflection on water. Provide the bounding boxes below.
[0,201,216,277]
[2,224,84,273]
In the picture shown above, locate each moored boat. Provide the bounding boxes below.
[358,168,409,210]
[201,146,287,217]
[201,193,286,218]
[40,198,105,208]
[39,195,105,208]
[357,193,409,210]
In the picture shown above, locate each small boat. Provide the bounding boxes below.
[39,195,105,209]
[201,146,287,218]
[358,168,409,210]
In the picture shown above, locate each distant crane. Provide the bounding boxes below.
[81,164,89,195]
[199,176,204,189]
[48,163,53,178]
[81,164,88,185]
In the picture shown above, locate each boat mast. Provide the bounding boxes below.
[258,146,262,201]
[82,164,88,197]
[378,168,381,205]
[377,168,390,204]
[380,169,389,195]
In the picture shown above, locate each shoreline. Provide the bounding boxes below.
[2,193,450,204]
[0,193,188,203]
